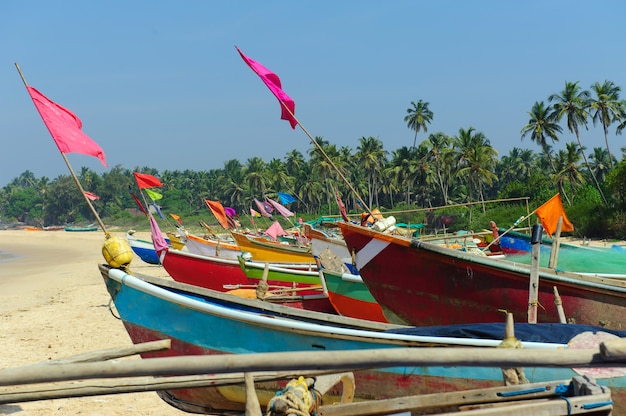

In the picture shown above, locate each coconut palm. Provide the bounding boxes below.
[355,136,386,208]
[589,80,623,168]
[423,132,453,204]
[520,101,561,172]
[452,127,498,206]
[549,81,607,206]
[588,147,614,184]
[404,100,433,149]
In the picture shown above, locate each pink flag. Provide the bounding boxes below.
[26,86,107,167]
[84,191,100,201]
[236,46,297,129]
[266,197,294,218]
[149,212,169,252]
[265,221,287,241]
[250,208,261,217]
[254,198,273,218]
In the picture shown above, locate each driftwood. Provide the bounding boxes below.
[1,341,625,388]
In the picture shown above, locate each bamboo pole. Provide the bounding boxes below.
[553,286,567,324]
[527,224,542,324]
[0,369,339,405]
[14,62,108,236]
[0,344,625,388]
[548,217,564,269]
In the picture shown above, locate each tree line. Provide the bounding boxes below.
[3,79,626,238]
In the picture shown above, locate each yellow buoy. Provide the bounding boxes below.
[102,234,133,269]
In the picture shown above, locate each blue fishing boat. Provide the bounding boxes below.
[99,264,626,414]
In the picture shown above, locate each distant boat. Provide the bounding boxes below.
[126,230,169,265]
[64,226,99,232]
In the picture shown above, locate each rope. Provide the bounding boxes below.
[267,376,318,416]
[256,280,269,300]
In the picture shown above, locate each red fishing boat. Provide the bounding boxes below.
[337,221,626,329]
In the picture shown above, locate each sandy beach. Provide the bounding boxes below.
[0,229,187,415]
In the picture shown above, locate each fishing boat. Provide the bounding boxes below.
[304,223,387,321]
[236,255,334,313]
[180,231,241,259]
[126,230,167,265]
[64,226,98,232]
[231,230,315,264]
[337,221,626,329]
[98,263,626,414]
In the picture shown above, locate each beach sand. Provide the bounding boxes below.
[0,229,187,415]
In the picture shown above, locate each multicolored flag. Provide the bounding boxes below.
[169,213,183,224]
[254,198,273,218]
[133,172,162,189]
[236,46,297,129]
[26,86,107,167]
[535,193,574,237]
[250,208,262,217]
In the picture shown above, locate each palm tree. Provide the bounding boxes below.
[520,101,561,172]
[452,127,498,207]
[589,80,623,168]
[423,132,452,204]
[588,147,613,184]
[549,81,607,206]
[355,136,386,208]
[404,100,433,149]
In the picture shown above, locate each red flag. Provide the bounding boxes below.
[535,194,574,237]
[133,172,162,189]
[128,186,147,215]
[26,86,107,167]
[236,46,297,129]
[84,191,100,201]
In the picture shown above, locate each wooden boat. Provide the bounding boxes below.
[180,231,241,259]
[98,264,626,414]
[497,228,626,279]
[231,230,315,264]
[337,221,626,329]
[159,248,332,311]
[126,230,168,265]
[236,256,334,313]
[321,268,388,322]
[64,226,98,232]
[304,224,387,321]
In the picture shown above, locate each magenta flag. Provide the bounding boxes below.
[149,212,169,252]
[266,197,294,218]
[236,46,297,129]
[26,86,107,167]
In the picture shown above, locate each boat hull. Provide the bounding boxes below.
[322,269,388,322]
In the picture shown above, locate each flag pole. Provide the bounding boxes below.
[280,104,374,218]
[14,62,109,236]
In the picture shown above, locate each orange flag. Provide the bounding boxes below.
[205,200,230,230]
[535,194,574,237]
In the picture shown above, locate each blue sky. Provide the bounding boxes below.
[2,1,626,187]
